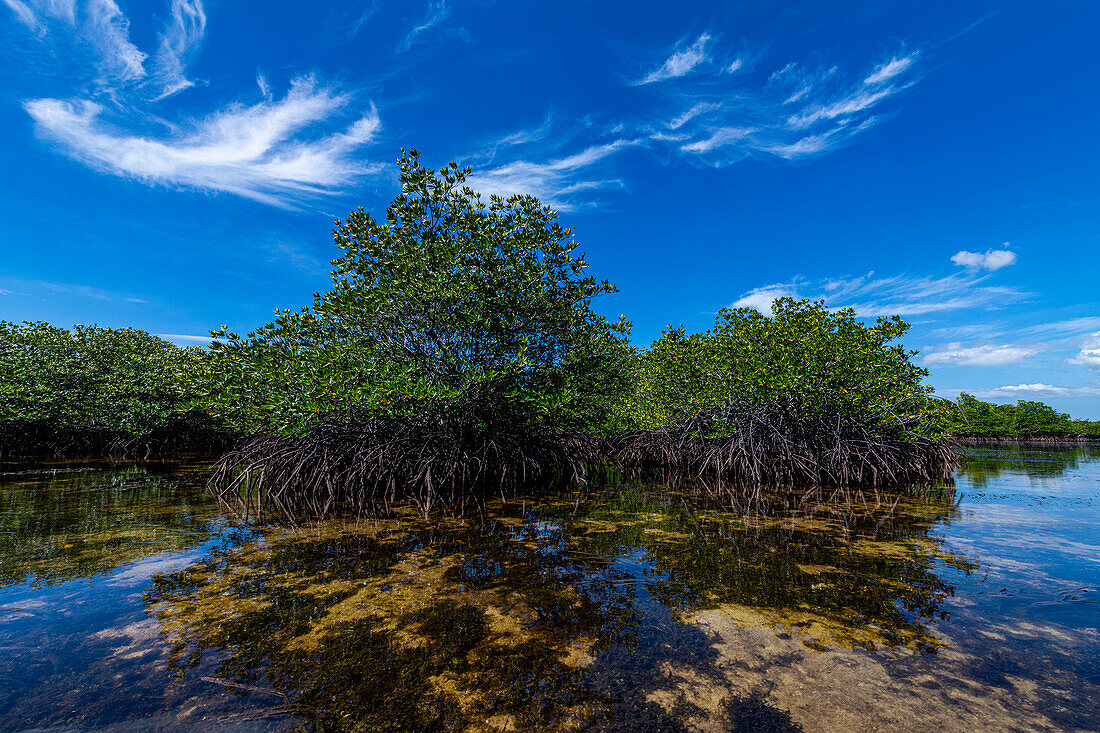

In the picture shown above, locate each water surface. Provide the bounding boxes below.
[1,447,1097,731]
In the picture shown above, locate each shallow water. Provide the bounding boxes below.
[0,447,1096,731]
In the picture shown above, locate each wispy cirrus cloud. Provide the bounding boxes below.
[6,0,147,84]
[0,275,148,303]
[6,1,385,206]
[148,0,207,100]
[633,33,711,85]
[1016,317,1100,340]
[634,38,920,165]
[475,43,921,209]
[85,0,146,83]
[2,0,39,27]
[400,0,450,52]
[731,270,1026,317]
[465,139,638,211]
[862,54,915,85]
[26,77,382,205]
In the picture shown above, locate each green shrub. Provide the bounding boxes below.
[622,298,941,435]
[944,393,1097,436]
[0,321,200,435]
[193,150,632,436]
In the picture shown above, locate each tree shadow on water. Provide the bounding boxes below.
[143,479,976,731]
[144,506,734,731]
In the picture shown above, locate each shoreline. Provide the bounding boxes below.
[954,434,1099,446]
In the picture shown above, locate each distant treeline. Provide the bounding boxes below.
[0,151,1047,500]
[944,393,1100,441]
[0,322,231,457]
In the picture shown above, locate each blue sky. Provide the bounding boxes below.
[1,0,1099,417]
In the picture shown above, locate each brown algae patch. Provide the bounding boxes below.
[145,512,638,730]
[563,484,976,655]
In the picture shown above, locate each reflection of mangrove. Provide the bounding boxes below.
[0,461,218,588]
[957,445,1100,488]
[560,478,973,653]
[145,480,975,729]
[145,511,703,731]
[612,397,959,488]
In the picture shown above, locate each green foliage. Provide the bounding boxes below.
[195,150,632,435]
[1070,418,1100,436]
[944,393,1099,436]
[623,298,939,434]
[0,321,200,435]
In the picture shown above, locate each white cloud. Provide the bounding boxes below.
[7,2,384,207]
[969,383,1100,399]
[951,247,1017,271]
[465,140,636,211]
[148,0,207,100]
[996,383,1065,393]
[724,57,744,74]
[401,0,449,51]
[158,333,215,345]
[863,54,916,86]
[731,286,798,313]
[922,343,1038,366]
[25,76,382,205]
[1069,332,1100,370]
[646,48,919,164]
[731,270,1027,317]
[635,33,710,85]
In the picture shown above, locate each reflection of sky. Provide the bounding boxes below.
[941,446,1100,634]
[0,541,225,631]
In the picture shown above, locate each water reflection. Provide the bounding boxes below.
[558,481,975,653]
[2,453,1097,731]
[0,460,218,589]
[957,443,1100,488]
[144,479,973,730]
[147,511,681,730]
[0,460,280,731]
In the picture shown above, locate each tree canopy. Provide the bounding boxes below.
[622,298,939,434]
[0,321,199,435]
[944,393,1100,436]
[196,150,632,435]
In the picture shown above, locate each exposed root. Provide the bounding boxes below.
[607,397,959,488]
[210,393,597,518]
[0,411,235,459]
